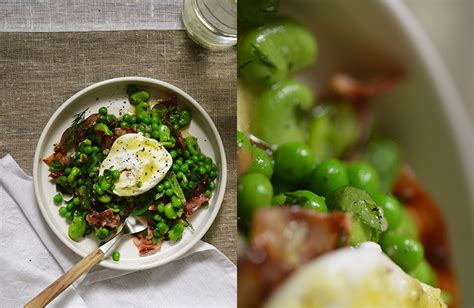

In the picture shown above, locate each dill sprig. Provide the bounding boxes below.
[55,108,89,152]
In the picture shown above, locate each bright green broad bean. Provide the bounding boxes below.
[238,17,317,85]
[254,80,313,145]
[68,216,87,241]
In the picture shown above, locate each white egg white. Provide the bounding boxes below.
[99,133,172,197]
[265,242,446,308]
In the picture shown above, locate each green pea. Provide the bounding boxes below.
[153,214,162,222]
[120,121,129,128]
[254,80,313,145]
[84,145,93,154]
[178,110,191,127]
[98,194,112,203]
[99,107,108,115]
[198,166,207,175]
[171,195,182,208]
[165,188,174,197]
[168,223,184,241]
[309,159,349,197]
[246,146,273,178]
[101,227,110,237]
[238,17,317,85]
[209,170,217,179]
[372,191,402,230]
[73,197,80,206]
[380,231,424,272]
[150,116,159,124]
[64,167,72,176]
[123,114,132,122]
[273,142,314,184]
[66,201,75,211]
[163,180,171,189]
[64,211,72,220]
[180,164,189,173]
[156,184,164,192]
[170,150,177,158]
[92,146,100,153]
[209,181,216,190]
[112,251,120,262]
[94,184,104,195]
[238,173,273,228]
[164,203,177,219]
[156,222,169,234]
[58,206,67,216]
[53,193,63,204]
[142,116,150,125]
[157,204,164,213]
[409,259,437,286]
[112,170,121,180]
[99,177,111,191]
[172,164,180,172]
[107,114,116,122]
[347,162,380,195]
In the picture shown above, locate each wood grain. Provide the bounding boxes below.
[24,248,104,308]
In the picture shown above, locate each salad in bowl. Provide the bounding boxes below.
[237,1,460,307]
[43,85,218,258]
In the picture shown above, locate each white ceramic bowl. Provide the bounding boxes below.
[277,0,472,304]
[33,77,227,270]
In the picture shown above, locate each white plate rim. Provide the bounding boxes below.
[32,76,228,270]
[380,1,474,208]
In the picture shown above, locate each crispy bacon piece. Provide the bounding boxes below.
[163,113,186,152]
[185,194,210,217]
[238,207,351,308]
[43,151,69,166]
[114,127,136,137]
[48,171,64,179]
[133,227,162,255]
[157,95,178,107]
[330,71,403,102]
[393,166,460,307]
[191,177,209,198]
[85,209,121,228]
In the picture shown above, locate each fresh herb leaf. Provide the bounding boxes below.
[251,43,277,69]
[57,108,89,152]
[48,159,64,171]
[238,58,257,71]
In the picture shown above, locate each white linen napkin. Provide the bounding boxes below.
[0,155,236,307]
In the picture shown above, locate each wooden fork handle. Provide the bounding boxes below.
[24,247,104,308]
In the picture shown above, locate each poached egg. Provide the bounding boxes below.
[265,242,446,308]
[99,133,172,196]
